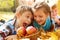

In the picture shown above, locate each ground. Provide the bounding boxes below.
[0,11,14,22]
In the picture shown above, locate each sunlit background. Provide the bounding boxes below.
[0,0,60,22]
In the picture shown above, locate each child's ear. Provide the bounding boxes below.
[15,12,21,19]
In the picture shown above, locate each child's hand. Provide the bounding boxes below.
[0,31,3,33]
[5,35,18,40]
[5,36,13,40]
[0,31,6,40]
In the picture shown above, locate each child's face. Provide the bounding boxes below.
[51,8,57,18]
[17,11,33,27]
[34,9,48,25]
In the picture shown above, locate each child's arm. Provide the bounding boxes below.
[5,35,18,40]
[0,23,13,40]
[0,24,12,36]
[0,19,15,36]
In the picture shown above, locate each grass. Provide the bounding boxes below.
[0,11,14,22]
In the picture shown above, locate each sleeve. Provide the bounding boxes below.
[0,23,11,36]
[0,19,15,36]
[0,23,12,40]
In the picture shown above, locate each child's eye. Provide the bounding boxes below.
[27,16,29,18]
[34,16,37,17]
[39,16,42,18]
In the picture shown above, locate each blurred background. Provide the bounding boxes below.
[0,0,60,22]
[0,0,15,22]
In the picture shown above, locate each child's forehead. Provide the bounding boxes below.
[34,8,49,16]
[22,11,32,15]
[34,10,45,14]
[35,8,45,12]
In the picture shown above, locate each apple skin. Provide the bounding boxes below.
[26,26,37,35]
[17,27,26,37]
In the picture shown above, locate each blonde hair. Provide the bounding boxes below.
[16,5,33,15]
[14,5,34,28]
[52,4,57,10]
[34,2,51,14]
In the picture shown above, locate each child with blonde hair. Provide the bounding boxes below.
[0,5,34,40]
[33,2,55,32]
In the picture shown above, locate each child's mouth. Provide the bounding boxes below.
[23,23,28,27]
[38,21,41,23]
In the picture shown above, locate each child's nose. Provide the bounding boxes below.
[36,17,40,21]
[27,19,31,23]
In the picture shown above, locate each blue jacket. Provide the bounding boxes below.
[0,19,16,37]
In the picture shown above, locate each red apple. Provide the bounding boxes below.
[26,26,37,35]
[17,27,26,37]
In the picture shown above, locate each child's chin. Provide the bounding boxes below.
[38,23,43,25]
